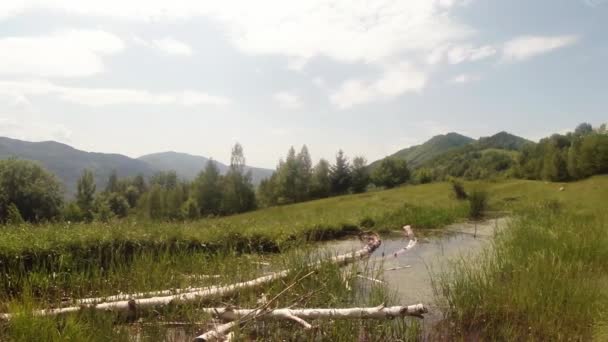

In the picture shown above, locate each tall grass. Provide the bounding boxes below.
[1,247,421,341]
[438,207,608,340]
[467,190,488,219]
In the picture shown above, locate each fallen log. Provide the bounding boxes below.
[386,225,417,258]
[0,233,381,321]
[194,304,428,341]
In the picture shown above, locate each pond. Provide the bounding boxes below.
[323,218,508,325]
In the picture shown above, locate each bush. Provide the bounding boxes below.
[182,198,200,220]
[6,203,25,225]
[468,190,488,219]
[371,157,410,188]
[94,200,115,223]
[106,193,130,218]
[451,180,468,200]
[0,159,63,222]
[62,202,84,222]
[414,168,433,184]
[359,217,375,228]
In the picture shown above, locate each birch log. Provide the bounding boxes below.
[194,304,427,341]
[387,225,417,258]
[0,233,381,321]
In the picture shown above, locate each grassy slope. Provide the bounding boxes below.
[2,176,607,259]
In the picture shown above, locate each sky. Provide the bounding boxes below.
[0,0,606,168]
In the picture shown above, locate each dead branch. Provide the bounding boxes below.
[194,304,427,341]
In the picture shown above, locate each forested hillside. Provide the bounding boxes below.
[413,131,531,181]
[370,132,474,169]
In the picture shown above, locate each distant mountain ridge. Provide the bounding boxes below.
[477,131,532,150]
[0,137,156,195]
[371,131,532,169]
[138,151,274,185]
[0,137,273,196]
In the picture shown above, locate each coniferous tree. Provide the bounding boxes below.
[329,150,352,195]
[221,143,256,214]
[295,145,312,201]
[276,147,298,203]
[76,169,96,221]
[310,159,331,199]
[350,156,370,193]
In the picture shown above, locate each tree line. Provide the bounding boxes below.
[0,144,256,224]
[5,122,604,224]
[516,123,608,181]
[0,142,414,224]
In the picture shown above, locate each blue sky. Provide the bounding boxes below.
[0,0,606,168]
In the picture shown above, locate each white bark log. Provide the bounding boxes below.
[196,321,238,342]
[387,225,417,258]
[194,304,427,341]
[0,233,381,321]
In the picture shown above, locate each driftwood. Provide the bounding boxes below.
[386,225,417,258]
[0,233,381,321]
[194,304,428,341]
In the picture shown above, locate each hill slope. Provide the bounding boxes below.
[418,131,533,180]
[0,138,274,196]
[371,132,475,169]
[477,131,533,150]
[0,137,155,195]
[138,152,273,185]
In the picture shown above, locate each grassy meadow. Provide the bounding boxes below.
[1,176,607,340]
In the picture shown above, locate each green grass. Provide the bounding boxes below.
[2,175,608,340]
[438,177,608,340]
[1,247,420,341]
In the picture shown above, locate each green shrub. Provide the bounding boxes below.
[6,203,25,225]
[468,190,488,219]
[451,180,468,200]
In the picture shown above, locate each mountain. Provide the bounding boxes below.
[413,131,532,180]
[0,137,155,195]
[371,132,475,169]
[138,152,273,185]
[0,137,274,196]
[477,131,532,150]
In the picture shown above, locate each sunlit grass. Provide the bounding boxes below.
[438,204,608,340]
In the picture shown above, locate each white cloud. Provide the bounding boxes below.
[0,1,473,66]
[428,44,496,64]
[330,62,427,109]
[0,30,124,78]
[449,73,481,84]
[502,35,579,62]
[151,38,193,56]
[0,114,73,142]
[447,45,496,64]
[0,80,230,107]
[273,91,302,110]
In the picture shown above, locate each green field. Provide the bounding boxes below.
[1,176,608,340]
